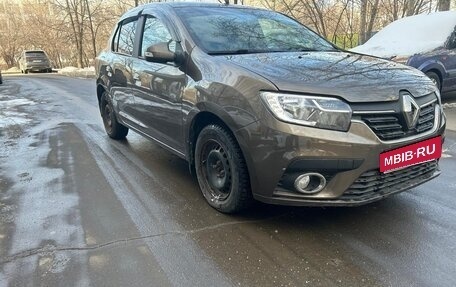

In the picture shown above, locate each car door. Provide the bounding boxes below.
[443,27,456,92]
[130,14,187,153]
[107,17,140,128]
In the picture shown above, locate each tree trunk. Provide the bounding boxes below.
[359,0,367,44]
[85,0,97,58]
[366,0,380,42]
[406,0,417,16]
[438,0,451,11]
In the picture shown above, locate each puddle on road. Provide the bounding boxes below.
[0,80,89,285]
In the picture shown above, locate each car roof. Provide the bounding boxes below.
[120,2,265,21]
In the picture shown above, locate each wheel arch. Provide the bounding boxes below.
[417,60,446,80]
[185,104,255,188]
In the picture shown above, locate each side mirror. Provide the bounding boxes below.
[145,41,176,64]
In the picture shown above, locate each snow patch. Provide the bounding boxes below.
[351,11,456,58]
[6,67,20,73]
[0,112,32,128]
[59,66,79,73]
[0,98,36,108]
[58,66,95,78]
[0,98,36,128]
[443,102,456,109]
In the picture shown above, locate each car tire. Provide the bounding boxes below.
[195,124,252,213]
[100,92,129,140]
[426,71,441,91]
[24,70,28,74]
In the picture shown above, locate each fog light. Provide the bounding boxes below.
[295,175,310,190]
[294,173,327,194]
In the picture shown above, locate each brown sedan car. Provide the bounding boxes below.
[95,3,446,213]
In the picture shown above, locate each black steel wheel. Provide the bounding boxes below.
[100,92,128,139]
[195,124,252,213]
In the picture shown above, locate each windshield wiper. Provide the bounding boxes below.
[207,49,264,55]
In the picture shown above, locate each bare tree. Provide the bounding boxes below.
[438,0,451,10]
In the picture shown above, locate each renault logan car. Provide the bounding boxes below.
[95,3,446,213]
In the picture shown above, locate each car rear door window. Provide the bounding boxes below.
[25,51,46,57]
[117,19,137,56]
[140,16,172,57]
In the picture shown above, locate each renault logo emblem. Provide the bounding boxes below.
[402,93,420,129]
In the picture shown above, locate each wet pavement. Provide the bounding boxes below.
[0,74,455,287]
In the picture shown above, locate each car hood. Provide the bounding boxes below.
[222,51,436,102]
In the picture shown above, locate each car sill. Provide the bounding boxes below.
[122,122,186,159]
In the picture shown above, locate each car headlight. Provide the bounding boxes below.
[435,89,442,105]
[260,92,352,131]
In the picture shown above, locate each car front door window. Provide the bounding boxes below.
[141,17,172,57]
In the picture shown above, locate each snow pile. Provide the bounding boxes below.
[6,67,20,73]
[58,66,95,78]
[351,11,456,58]
[443,102,456,109]
[59,66,79,73]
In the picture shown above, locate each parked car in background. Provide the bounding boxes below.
[351,11,456,94]
[96,3,445,213]
[18,50,52,73]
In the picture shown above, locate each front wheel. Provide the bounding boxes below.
[195,124,252,213]
[426,71,441,91]
[100,92,129,139]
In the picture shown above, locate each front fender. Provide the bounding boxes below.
[183,103,259,192]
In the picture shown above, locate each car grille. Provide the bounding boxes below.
[361,102,436,141]
[341,160,438,200]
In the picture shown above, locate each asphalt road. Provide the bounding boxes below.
[1,74,455,287]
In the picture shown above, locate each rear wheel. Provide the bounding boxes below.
[24,69,28,74]
[100,92,128,139]
[195,124,252,213]
[426,71,441,91]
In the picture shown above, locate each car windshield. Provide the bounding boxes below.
[175,7,337,55]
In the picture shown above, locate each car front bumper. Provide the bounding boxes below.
[235,106,446,207]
